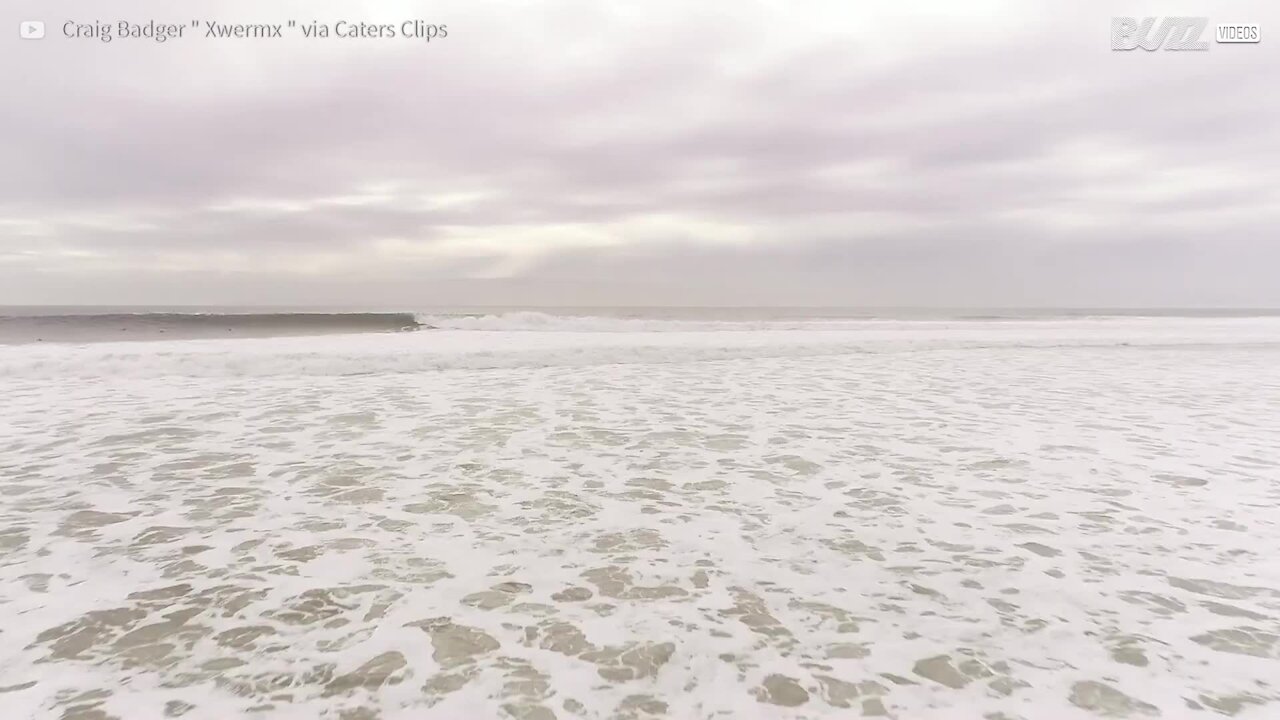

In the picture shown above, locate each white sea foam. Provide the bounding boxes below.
[1,317,1279,719]
[413,310,1278,333]
[3,316,1279,380]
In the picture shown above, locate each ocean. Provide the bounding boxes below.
[1,309,1278,718]
[3,305,1280,344]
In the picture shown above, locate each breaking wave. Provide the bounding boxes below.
[415,311,967,332]
[0,312,423,344]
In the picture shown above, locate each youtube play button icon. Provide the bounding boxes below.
[20,20,46,39]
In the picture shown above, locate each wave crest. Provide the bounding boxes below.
[413,311,900,332]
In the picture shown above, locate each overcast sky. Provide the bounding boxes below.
[2,0,1277,307]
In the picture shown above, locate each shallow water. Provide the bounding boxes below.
[1,319,1279,718]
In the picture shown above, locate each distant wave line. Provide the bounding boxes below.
[0,312,425,344]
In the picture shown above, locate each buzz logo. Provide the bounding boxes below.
[1112,17,1209,50]
[1112,17,1261,51]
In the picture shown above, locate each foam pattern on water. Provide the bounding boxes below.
[1,322,1279,719]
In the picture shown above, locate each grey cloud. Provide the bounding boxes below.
[1,0,1278,305]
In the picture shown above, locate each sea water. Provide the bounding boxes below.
[1,313,1278,718]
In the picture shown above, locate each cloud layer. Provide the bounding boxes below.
[3,0,1278,306]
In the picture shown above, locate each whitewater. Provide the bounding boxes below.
[1,313,1278,719]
